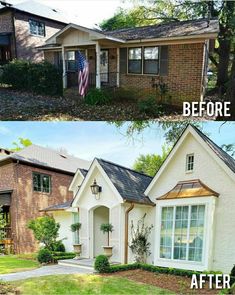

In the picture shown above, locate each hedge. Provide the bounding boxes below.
[0,59,63,96]
[51,251,76,261]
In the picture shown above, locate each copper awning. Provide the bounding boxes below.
[157,179,219,200]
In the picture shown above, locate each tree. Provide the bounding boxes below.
[0,206,6,241]
[221,143,235,157]
[11,137,32,151]
[28,216,60,250]
[133,144,171,176]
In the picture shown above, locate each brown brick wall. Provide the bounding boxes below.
[14,12,65,61]
[120,43,205,103]
[0,11,13,33]
[0,161,74,253]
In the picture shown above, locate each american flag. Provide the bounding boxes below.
[77,51,89,97]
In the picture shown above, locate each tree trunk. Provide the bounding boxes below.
[227,54,235,118]
[216,29,231,94]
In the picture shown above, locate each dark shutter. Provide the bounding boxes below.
[0,193,11,206]
[159,46,169,76]
[120,48,127,74]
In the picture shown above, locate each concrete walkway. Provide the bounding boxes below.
[0,264,94,282]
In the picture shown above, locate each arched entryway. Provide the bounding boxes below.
[93,206,109,257]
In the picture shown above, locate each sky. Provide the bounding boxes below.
[9,0,134,27]
[0,122,234,168]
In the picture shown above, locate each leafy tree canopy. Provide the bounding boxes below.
[133,144,171,176]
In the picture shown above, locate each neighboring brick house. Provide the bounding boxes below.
[0,0,70,63]
[41,19,219,103]
[0,144,90,253]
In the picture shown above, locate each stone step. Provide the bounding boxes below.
[58,258,94,270]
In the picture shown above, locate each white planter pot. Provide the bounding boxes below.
[73,243,82,259]
[102,246,113,258]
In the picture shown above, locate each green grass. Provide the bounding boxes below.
[0,254,39,274]
[13,274,174,295]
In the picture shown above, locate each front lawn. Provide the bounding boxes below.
[12,274,172,295]
[0,254,39,274]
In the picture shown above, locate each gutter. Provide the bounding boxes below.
[124,202,134,264]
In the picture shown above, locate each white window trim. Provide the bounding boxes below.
[186,153,194,173]
[127,46,160,76]
[154,196,217,271]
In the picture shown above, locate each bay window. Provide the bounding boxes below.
[160,205,205,262]
[128,46,159,75]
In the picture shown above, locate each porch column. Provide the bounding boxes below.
[116,47,120,87]
[62,45,67,88]
[96,42,101,89]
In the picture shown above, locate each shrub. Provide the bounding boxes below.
[37,248,53,264]
[28,216,60,250]
[51,241,66,252]
[100,223,114,246]
[0,60,63,96]
[51,251,76,261]
[94,255,110,273]
[84,88,111,105]
[137,96,162,116]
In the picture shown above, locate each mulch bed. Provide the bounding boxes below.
[0,87,214,121]
[104,269,220,295]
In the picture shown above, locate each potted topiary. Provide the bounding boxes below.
[70,222,82,259]
[100,223,114,258]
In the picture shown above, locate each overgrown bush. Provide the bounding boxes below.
[37,248,53,264]
[129,214,153,263]
[0,59,63,96]
[94,255,110,273]
[137,96,162,116]
[84,88,111,105]
[51,240,66,252]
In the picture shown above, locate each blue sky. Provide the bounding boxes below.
[0,122,234,168]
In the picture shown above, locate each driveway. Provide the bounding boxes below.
[0,264,94,281]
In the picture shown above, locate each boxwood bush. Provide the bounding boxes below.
[0,59,63,96]
[51,251,76,261]
[37,248,53,264]
[94,255,110,273]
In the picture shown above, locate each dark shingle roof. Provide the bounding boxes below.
[41,200,72,212]
[97,158,154,206]
[105,18,219,41]
[191,125,235,174]
[0,144,90,174]
[79,169,88,177]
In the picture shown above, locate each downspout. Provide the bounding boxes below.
[124,202,134,264]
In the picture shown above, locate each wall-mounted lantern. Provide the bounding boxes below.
[90,179,102,199]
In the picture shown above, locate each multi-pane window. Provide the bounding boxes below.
[160,205,205,262]
[72,213,79,244]
[128,48,142,74]
[29,19,45,37]
[144,47,159,74]
[33,173,51,193]
[128,46,159,75]
[186,154,194,172]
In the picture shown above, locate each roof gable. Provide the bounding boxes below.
[145,125,235,196]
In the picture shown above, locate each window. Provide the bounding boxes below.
[33,173,51,193]
[72,213,79,244]
[29,19,45,37]
[160,205,205,262]
[128,46,159,75]
[144,47,159,74]
[128,48,142,74]
[186,154,194,172]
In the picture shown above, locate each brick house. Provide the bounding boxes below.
[0,0,70,63]
[0,144,90,253]
[41,19,219,103]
